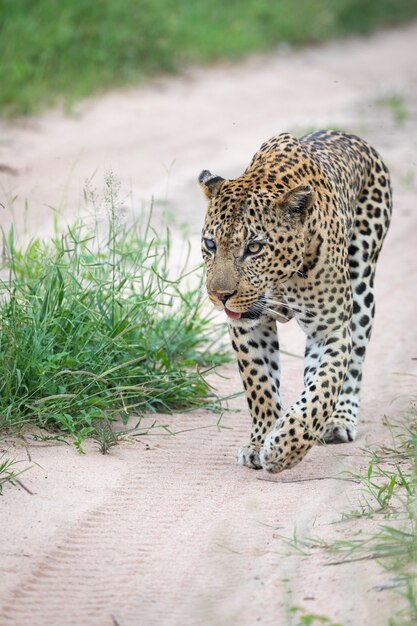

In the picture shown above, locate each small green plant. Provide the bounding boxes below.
[0,452,26,494]
[0,176,229,448]
[377,94,409,125]
[91,417,119,454]
[344,457,404,515]
[289,606,343,626]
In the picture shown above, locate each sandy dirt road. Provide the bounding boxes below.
[1,24,417,626]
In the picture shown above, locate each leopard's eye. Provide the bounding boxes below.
[246,242,264,255]
[204,238,216,253]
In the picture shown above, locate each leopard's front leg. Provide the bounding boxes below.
[230,319,283,469]
[260,322,352,473]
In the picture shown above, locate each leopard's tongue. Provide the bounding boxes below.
[224,307,242,320]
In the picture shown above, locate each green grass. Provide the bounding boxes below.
[288,606,343,626]
[1,0,417,116]
[0,175,229,450]
[0,452,27,494]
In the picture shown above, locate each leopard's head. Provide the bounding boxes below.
[199,168,315,326]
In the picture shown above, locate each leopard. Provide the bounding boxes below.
[199,130,392,473]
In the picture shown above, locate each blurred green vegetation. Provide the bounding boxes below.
[1,0,417,116]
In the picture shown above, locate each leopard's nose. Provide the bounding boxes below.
[212,290,237,304]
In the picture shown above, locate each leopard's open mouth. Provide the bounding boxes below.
[224,295,266,321]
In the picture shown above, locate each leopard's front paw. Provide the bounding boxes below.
[260,428,311,473]
[236,444,262,469]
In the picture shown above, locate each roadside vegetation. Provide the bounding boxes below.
[0,176,229,450]
[280,408,417,625]
[1,0,417,116]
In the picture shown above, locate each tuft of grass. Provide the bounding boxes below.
[0,451,27,494]
[1,0,417,116]
[0,175,229,449]
[288,606,343,626]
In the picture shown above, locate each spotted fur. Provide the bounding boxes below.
[199,130,392,473]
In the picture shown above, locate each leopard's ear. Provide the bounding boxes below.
[198,170,225,199]
[278,184,315,222]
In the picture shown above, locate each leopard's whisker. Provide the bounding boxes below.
[265,308,290,321]
[265,298,317,317]
[266,297,315,309]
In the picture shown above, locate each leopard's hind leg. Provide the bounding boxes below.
[324,154,392,443]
